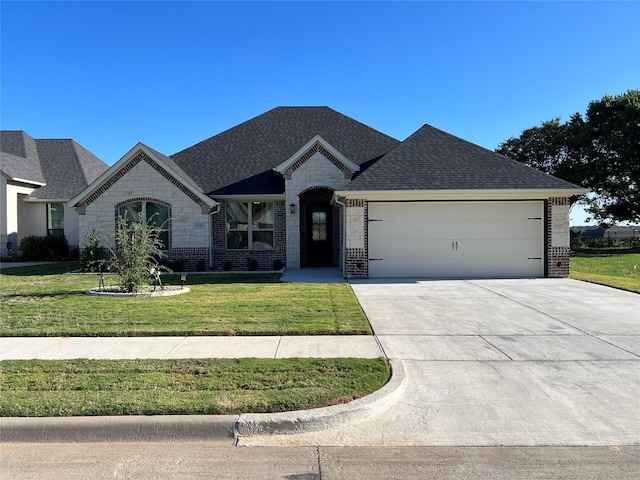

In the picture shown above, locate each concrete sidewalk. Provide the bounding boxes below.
[0,335,383,360]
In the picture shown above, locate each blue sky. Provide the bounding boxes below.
[2,1,638,225]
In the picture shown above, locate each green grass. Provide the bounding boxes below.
[0,357,390,417]
[571,253,640,293]
[0,263,371,336]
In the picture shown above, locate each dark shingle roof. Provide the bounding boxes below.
[0,131,45,183]
[343,124,585,191]
[142,143,205,194]
[170,107,400,195]
[1,130,109,200]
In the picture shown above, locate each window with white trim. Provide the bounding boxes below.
[118,200,170,249]
[226,202,274,250]
[47,203,64,236]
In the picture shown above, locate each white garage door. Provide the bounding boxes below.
[368,201,544,278]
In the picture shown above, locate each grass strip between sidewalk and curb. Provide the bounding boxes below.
[0,357,390,417]
[0,263,371,336]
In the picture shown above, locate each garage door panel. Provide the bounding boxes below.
[371,202,541,222]
[370,220,543,241]
[457,239,542,257]
[370,239,541,263]
[368,201,544,278]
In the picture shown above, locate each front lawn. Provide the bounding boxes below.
[0,357,389,417]
[0,263,371,336]
[570,253,640,293]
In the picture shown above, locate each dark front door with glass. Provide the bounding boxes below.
[306,205,333,266]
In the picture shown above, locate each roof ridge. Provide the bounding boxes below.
[70,139,90,186]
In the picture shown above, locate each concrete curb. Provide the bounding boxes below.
[0,361,406,443]
[235,360,407,437]
[0,415,237,443]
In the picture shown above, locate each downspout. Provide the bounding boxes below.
[209,204,221,270]
[333,195,347,276]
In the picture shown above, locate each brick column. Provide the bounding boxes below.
[547,197,570,277]
[344,199,368,278]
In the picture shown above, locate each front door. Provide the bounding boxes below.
[306,204,333,266]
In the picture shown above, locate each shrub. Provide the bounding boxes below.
[570,236,586,250]
[223,260,233,271]
[82,231,106,272]
[196,260,207,272]
[627,237,640,249]
[162,258,188,272]
[107,212,171,293]
[273,259,284,271]
[20,235,69,261]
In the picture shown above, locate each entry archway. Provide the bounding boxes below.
[299,187,336,267]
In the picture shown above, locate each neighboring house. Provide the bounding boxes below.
[571,225,640,240]
[68,107,586,278]
[1,131,109,258]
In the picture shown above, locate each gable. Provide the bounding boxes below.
[68,144,217,214]
[274,135,359,180]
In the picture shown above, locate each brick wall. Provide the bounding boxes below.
[210,201,286,271]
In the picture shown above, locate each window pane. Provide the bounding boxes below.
[227,231,248,249]
[48,204,64,230]
[252,231,274,249]
[226,203,249,230]
[146,202,168,227]
[252,202,274,229]
[158,230,169,249]
[312,211,327,241]
[119,202,142,224]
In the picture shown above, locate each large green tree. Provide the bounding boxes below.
[497,89,640,226]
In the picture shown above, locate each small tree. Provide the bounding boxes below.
[107,212,171,293]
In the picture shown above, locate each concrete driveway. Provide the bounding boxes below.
[242,278,640,446]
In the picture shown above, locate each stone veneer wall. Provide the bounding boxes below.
[283,151,352,269]
[78,154,211,269]
[210,201,286,271]
[547,196,571,277]
[343,199,368,278]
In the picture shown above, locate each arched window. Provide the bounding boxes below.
[118,200,170,249]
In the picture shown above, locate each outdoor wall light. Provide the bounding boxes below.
[181,274,187,288]
[289,203,296,214]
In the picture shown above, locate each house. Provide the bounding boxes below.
[1,131,109,258]
[67,107,586,278]
[571,225,640,241]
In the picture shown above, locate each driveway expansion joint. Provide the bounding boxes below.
[479,335,514,361]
